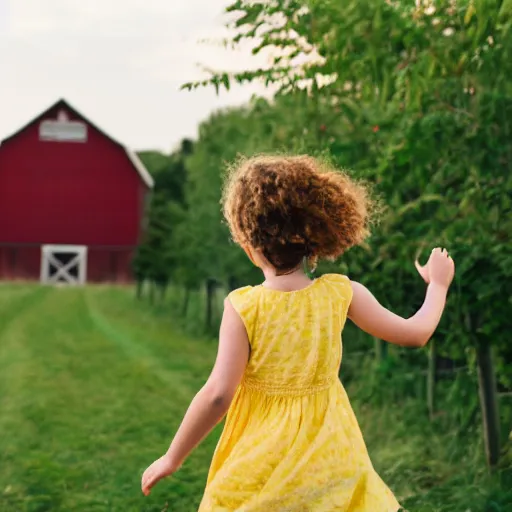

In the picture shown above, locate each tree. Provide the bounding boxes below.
[134,141,193,300]
[183,0,512,466]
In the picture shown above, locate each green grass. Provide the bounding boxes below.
[0,284,510,511]
[0,285,218,511]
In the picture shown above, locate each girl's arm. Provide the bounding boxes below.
[141,298,249,495]
[348,248,454,348]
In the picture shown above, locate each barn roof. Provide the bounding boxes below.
[0,98,154,188]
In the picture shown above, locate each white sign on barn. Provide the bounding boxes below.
[39,110,88,142]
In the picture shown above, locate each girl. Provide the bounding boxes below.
[141,155,455,511]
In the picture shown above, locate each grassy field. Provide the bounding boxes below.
[0,284,510,511]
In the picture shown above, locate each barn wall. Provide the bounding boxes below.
[0,104,148,248]
[87,247,134,283]
[0,245,135,283]
[0,246,41,280]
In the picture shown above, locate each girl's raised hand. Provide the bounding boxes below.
[428,248,455,289]
[415,248,454,289]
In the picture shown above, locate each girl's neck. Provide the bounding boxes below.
[261,267,312,292]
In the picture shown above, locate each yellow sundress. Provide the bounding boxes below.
[199,274,401,511]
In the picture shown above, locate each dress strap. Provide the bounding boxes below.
[227,286,257,344]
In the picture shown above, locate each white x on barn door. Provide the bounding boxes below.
[41,245,87,285]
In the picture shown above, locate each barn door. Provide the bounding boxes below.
[41,245,87,285]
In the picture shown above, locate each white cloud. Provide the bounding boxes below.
[0,0,270,151]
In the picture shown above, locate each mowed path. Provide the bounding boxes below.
[0,285,219,512]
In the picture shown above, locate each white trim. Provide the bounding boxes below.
[125,148,154,188]
[40,245,88,285]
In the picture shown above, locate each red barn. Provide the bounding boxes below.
[0,99,154,284]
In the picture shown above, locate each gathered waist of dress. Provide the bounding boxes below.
[241,375,338,397]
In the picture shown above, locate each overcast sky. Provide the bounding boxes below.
[0,0,270,152]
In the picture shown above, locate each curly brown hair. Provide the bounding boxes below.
[222,154,375,274]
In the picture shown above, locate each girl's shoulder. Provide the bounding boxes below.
[319,273,351,286]
[227,285,257,309]
[319,273,353,301]
[227,286,260,334]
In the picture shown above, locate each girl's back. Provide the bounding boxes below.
[199,273,400,511]
[230,274,351,396]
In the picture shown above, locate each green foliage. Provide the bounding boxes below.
[175,0,512,467]
[137,150,171,176]
[133,141,194,298]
